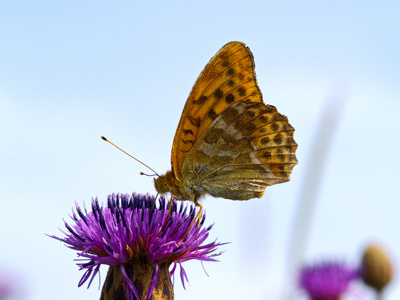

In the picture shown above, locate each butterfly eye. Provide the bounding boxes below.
[154,176,170,194]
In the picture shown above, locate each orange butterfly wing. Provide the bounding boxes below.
[171,42,263,180]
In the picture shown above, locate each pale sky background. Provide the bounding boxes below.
[1,1,399,300]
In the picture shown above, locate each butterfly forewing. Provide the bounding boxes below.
[172,42,263,180]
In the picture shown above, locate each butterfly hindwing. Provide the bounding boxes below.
[181,101,298,200]
[172,42,263,180]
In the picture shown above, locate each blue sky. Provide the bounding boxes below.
[1,1,399,299]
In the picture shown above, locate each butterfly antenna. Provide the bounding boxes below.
[140,172,158,177]
[101,136,160,176]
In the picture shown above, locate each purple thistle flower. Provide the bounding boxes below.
[297,261,360,300]
[49,193,226,300]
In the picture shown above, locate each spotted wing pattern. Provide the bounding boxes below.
[172,42,263,180]
[181,100,298,200]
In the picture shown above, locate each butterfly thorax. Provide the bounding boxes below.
[154,170,204,203]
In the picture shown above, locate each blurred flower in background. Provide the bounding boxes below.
[0,267,24,300]
[297,260,359,300]
[0,274,12,300]
[49,193,226,300]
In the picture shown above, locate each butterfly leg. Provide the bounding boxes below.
[194,203,203,229]
[178,202,203,245]
[150,193,159,213]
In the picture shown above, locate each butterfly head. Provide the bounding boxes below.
[154,171,196,201]
[154,171,174,195]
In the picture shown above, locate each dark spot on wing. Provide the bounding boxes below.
[271,123,279,131]
[259,115,268,124]
[262,151,272,159]
[222,107,240,123]
[195,95,207,105]
[204,128,223,144]
[277,148,284,160]
[258,127,267,134]
[222,61,230,67]
[183,129,194,135]
[246,110,255,118]
[273,133,283,145]
[182,139,194,144]
[243,123,256,133]
[208,109,217,120]
[226,68,235,76]
[228,80,235,87]
[214,89,223,99]
[238,87,246,96]
[188,115,201,127]
[261,137,270,145]
[225,93,234,104]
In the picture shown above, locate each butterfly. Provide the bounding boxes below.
[154,41,298,205]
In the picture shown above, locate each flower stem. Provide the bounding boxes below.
[100,257,173,300]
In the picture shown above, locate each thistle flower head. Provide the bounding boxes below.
[298,261,360,300]
[49,193,225,299]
